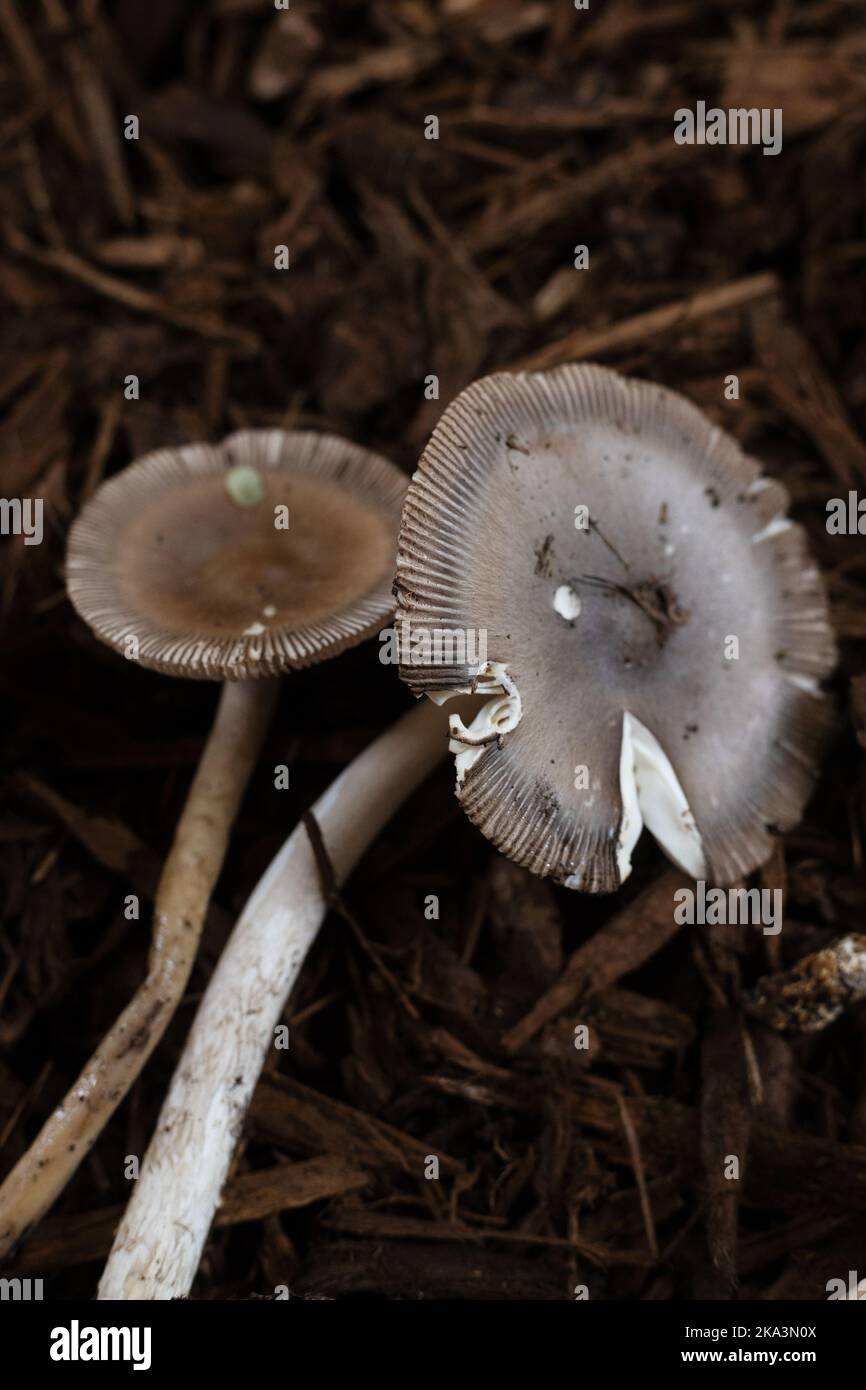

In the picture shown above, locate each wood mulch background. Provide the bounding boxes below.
[2,0,866,1299]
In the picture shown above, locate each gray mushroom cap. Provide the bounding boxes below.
[395,364,836,892]
[67,429,406,681]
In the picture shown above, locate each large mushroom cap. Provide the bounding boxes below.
[67,430,406,680]
[395,364,836,892]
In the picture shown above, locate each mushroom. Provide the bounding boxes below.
[95,363,836,1299]
[0,428,405,1256]
[395,363,836,891]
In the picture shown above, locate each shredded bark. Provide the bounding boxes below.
[0,0,864,1301]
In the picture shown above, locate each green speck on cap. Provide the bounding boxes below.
[225,465,264,508]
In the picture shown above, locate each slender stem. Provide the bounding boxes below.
[0,677,278,1257]
[97,697,456,1300]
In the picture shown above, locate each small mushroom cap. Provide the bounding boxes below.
[395,364,836,891]
[67,430,406,680]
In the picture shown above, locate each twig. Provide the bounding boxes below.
[9,1157,369,1274]
[7,235,259,350]
[501,870,686,1053]
[614,1087,659,1260]
[303,810,420,1020]
[508,271,780,373]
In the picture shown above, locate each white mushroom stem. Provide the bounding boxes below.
[0,677,277,1258]
[97,696,457,1300]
